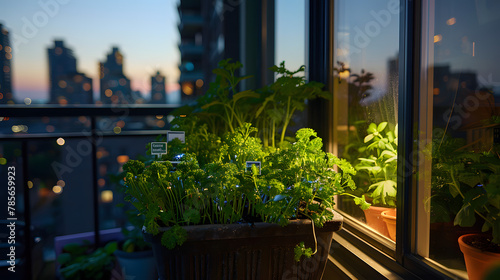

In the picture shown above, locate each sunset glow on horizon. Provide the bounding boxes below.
[0,0,181,103]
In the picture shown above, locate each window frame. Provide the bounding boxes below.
[310,0,469,278]
[0,104,180,280]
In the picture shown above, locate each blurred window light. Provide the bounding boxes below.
[116,155,129,164]
[101,190,113,203]
[52,185,63,194]
[56,138,65,146]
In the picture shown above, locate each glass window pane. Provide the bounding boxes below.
[417,0,500,278]
[28,138,95,277]
[332,0,399,243]
[275,0,306,73]
[98,136,161,230]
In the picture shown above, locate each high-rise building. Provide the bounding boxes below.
[178,1,204,103]
[99,47,133,104]
[177,0,275,103]
[150,70,167,104]
[0,23,14,104]
[48,40,93,104]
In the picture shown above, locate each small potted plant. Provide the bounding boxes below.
[113,210,157,280]
[431,135,500,280]
[57,241,118,280]
[353,122,398,240]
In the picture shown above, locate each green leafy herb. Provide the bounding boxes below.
[355,122,398,207]
[294,242,313,262]
[58,241,117,280]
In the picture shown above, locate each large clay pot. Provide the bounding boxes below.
[363,206,391,237]
[144,212,343,280]
[381,208,396,242]
[458,234,500,280]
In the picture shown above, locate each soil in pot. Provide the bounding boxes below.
[458,234,500,280]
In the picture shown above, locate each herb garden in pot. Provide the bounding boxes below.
[431,135,500,280]
[122,60,370,279]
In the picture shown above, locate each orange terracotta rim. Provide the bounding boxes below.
[365,205,392,212]
[458,234,500,258]
[381,208,396,220]
[381,209,397,242]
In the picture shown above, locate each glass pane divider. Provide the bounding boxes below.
[414,0,436,259]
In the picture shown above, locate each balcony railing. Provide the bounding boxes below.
[0,104,181,279]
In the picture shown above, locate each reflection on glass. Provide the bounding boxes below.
[332,0,399,242]
[418,0,500,278]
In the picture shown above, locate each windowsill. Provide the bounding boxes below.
[325,228,465,280]
[325,230,409,280]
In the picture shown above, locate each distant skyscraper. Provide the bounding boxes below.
[177,0,274,103]
[99,47,132,104]
[150,71,166,104]
[178,1,204,103]
[48,40,93,104]
[0,23,14,104]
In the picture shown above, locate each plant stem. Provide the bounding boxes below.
[272,119,276,148]
[302,213,318,256]
[224,106,234,133]
[449,168,465,199]
[280,96,292,145]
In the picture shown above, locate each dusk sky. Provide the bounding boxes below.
[0,0,181,103]
[335,0,399,95]
[0,0,307,104]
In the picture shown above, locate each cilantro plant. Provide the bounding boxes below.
[195,59,259,135]
[171,60,330,150]
[256,62,331,148]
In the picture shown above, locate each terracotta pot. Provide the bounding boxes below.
[458,234,500,280]
[381,209,396,241]
[363,206,391,237]
[144,213,343,280]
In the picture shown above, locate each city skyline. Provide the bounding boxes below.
[0,0,181,103]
